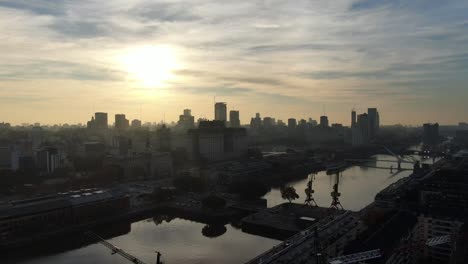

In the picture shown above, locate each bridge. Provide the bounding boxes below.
[85,231,162,264]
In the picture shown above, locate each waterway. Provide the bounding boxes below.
[13,154,435,264]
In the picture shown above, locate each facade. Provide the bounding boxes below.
[115,114,129,130]
[104,151,173,180]
[214,102,227,122]
[367,108,380,139]
[250,113,262,130]
[229,110,240,128]
[320,115,329,127]
[263,117,275,128]
[36,147,62,175]
[455,130,468,146]
[288,118,297,128]
[411,215,462,263]
[189,121,248,162]
[177,109,195,130]
[351,110,356,127]
[423,123,439,145]
[0,189,130,246]
[352,113,370,146]
[84,142,106,157]
[94,112,108,129]
[0,146,11,169]
[131,119,142,128]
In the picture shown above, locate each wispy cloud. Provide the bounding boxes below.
[0,0,467,124]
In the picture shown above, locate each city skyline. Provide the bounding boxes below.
[1,1,468,125]
[0,105,463,127]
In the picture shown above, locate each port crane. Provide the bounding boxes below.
[304,173,318,206]
[330,172,343,210]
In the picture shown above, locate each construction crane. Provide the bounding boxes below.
[305,173,318,206]
[85,231,163,264]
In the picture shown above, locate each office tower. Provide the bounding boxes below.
[178,109,195,130]
[229,110,240,128]
[423,123,439,145]
[250,113,262,129]
[320,116,329,127]
[368,108,380,139]
[263,117,275,128]
[214,102,227,122]
[115,114,129,130]
[288,118,297,128]
[131,119,142,128]
[308,118,318,126]
[95,112,108,129]
[351,110,356,127]
[352,113,369,146]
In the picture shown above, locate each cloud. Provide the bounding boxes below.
[172,86,253,96]
[0,0,68,16]
[0,0,468,124]
[131,2,200,22]
[0,60,124,81]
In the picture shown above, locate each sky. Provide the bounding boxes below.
[0,0,467,126]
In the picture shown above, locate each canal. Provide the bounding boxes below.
[13,154,434,264]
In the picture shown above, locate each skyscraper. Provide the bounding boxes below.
[352,113,369,146]
[214,102,227,122]
[367,108,380,139]
[351,110,356,127]
[131,119,142,128]
[229,110,240,127]
[250,113,262,130]
[288,118,297,128]
[95,112,108,129]
[178,109,195,130]
[115,114,129,130]
[320,116,329,127]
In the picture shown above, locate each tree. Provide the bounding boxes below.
[281,186,299,203]
[202,224,227,238]
[202,195,226,211]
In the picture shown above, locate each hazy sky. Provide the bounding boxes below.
[0,0,467,125]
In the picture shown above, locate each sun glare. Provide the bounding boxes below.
[121,45,179,87]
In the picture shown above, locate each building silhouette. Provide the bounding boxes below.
[189,120,247,162]
[320,116,329,127]
[367,108,380,139]
[177,109,195,130]
[351,110,356,127]
[250,113,262,130]
[214,102,227,122]
[115,114,129,130]
[131,119,142,128]
[423,123,439,145]
[94,112,108,129]
[288,118,297,129]
[229,110,240,128]
[352,113,369,146]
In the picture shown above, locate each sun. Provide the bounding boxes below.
[120,45,179,87]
